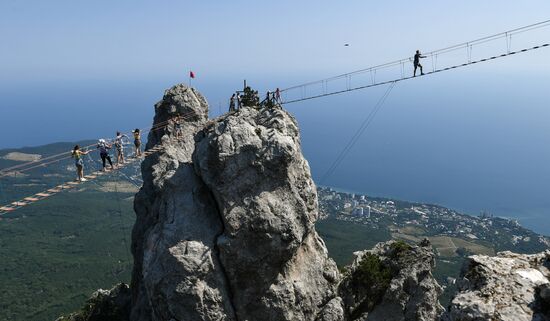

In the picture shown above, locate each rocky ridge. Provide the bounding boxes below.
[445,251,550,321]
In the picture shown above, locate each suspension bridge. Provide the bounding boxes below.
[1,19,549,216]
[279,19,550,104]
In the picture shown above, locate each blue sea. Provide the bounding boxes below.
[1,67,549,235]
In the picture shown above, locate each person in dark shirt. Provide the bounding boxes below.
[414,50,426,77]
[229,93,236,112]
[97,139,114,171]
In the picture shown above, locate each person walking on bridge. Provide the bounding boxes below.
[413,50,426,77]
[133,129,142,158]
[71,145,90,182]
[97,139,114,171]
[114,131,128,166]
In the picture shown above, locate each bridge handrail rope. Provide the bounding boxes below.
[0,109,198,176]
[0,116,172,174]
[280,19,550,104]
[0,110,198,214]
[0,144,165,214]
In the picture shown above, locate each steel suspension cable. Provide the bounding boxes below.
[319,81,396,184]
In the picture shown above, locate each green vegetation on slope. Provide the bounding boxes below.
[316,217,391,267]
[0,188,134,321]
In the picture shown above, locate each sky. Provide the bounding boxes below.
[1,1,550,233]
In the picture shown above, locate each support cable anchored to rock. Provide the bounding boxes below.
[319,81,396,184]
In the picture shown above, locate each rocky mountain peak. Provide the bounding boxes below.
[131,84,341,321]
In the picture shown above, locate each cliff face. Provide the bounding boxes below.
[130,84,228,320]
[445,251,550,321]
[131,84,341,321]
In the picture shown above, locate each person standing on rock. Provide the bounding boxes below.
[133,129,142,158]
[264,91,273,108]
[172,114,183,139]
[97,139,114,171]
[229,94,236,112]
[275,87,281,104]
[71,145,90,182]
[236,93,242,110]
[413,50,426,77]
[114,131,128,166]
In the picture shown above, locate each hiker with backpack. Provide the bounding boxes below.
[97,139,114,171]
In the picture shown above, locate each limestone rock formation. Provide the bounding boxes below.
[131,84,234,321]
[445,251,550,321]
[130,84,341,321]
[339,240,444,321]
[56,283,131,321]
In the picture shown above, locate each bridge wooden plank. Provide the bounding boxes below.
[11,201,27,206]
[0,206,15,212]
[36,193,52,197]
[24,197,40,202]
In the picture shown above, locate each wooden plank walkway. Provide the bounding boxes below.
[0,145,163,215]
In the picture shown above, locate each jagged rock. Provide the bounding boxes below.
[445,250,550,321]
[194,106,340,320]
[317,297,346,321]
[130,84,235,321]
[339,240,444,321]
[56,283,131,321]
[130,84,342,321]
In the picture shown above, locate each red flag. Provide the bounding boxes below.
[189,71,195,79]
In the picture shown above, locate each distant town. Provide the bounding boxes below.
[317,186,550,255]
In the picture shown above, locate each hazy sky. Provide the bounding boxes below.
[2,1,549,84]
